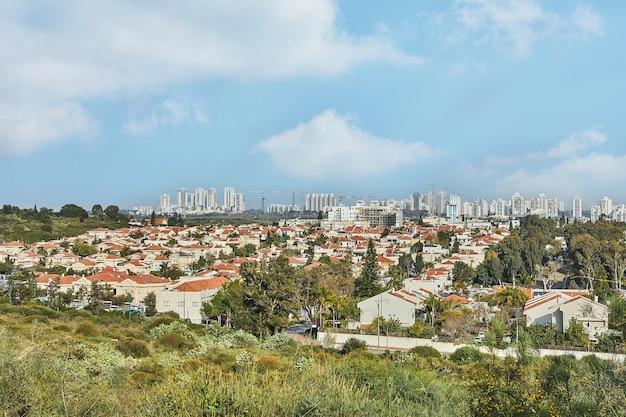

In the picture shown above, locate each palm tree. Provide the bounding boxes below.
[495,287,528,308]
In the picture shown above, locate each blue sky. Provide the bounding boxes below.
[1,0,625,211]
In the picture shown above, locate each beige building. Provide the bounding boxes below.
[524,292,609,338]
[155,276,230,323]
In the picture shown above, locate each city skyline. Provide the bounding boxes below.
[144,185,623,220]
[2,2,626,209]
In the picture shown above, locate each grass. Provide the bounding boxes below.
[0,213,126,243]
[0,310,624,416]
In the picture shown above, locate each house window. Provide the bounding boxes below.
[178,301,184,307]
[192,302,199,307]
[164,301,170,307]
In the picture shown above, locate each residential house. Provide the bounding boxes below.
[155,276,230,324]
[524,292,609,338]
[357,289,429,327]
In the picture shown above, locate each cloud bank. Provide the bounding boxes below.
[486,128,621,202]
[255,110,442,179]
[451,0,604,56]
[0,0,424,155]
[123,99,207,135]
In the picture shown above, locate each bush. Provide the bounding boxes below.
[0,303,60,319]
[262,333,296,351]
[293,356,315,371]
[62,309,94,320]
[408,345,441,358]
[257,355,284,371]
[449,346,483,362]
[158,333,195,351]
[341,338,368,354]
[75,321,101,337]
[22,315,50,324]
[116,339,150,358]
[144,316,176,331]
[53,324,71,332]
[407,321,436,338]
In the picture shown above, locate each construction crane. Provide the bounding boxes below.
[248,190,303,221]
[248,191,268,222]
[268,190,302,219]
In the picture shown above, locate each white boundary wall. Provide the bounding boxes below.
[318,332,626,361]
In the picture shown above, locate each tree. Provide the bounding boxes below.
[150,211,156,225]
[474,251,502,286]
[397,253,414,276]
[496,234,525,284]
[568,234,601,291]
[46,278,65,310]
[92,204,103,219]
[85,282,105,314]
[437,230,452,249]
[153,263,183,280]
[223,256,298,336]
[452,261,474,283]
[72,241,97,257]
[354,239,382,298]
[495,287,528,308]
[59,204,88,219]
[104,205,126,222]
[144,292,157,316]
[203,290,229,324]
[603,240,626,291]
[536,260,558,290]
[414,253,425,274]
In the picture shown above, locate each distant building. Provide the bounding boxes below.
[572,196,583,220]
[234,192,245,212]
[600,196,613,217]
[511,193,526,216]
[160,194,171,214]
[223,187,236,211]
[177,188,187,211]
[436,191,447,216]
[305,193,336,212]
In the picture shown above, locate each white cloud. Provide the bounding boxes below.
[0,0,424,155]
[493,152,626,202]
[450,0,604,57]
[544,127,606,158]
[572,5,604,38]
[0,102,94,155]
[462,127,617,202]
[123,99,207,135]
[255,110,442,179]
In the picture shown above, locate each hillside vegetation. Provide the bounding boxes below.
[0,205,127,243]
[1,305,625,417]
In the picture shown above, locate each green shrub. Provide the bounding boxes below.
[144,315,176,331]
[201,349,236,369]
[75,321,101,337]
[341,338,367,354]
[53,324,71,332]
[257,354,284,371]
[116,339,150,358]
[293,356,315,371]
[0,303,60,319]
[62,309,94,320]
[158,333,195,351]
[449,346,483,362]
[407,345,441,358]
[22,315,50,324]
[262,333,296,350]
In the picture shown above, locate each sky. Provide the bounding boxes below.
[1,0,625,211]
